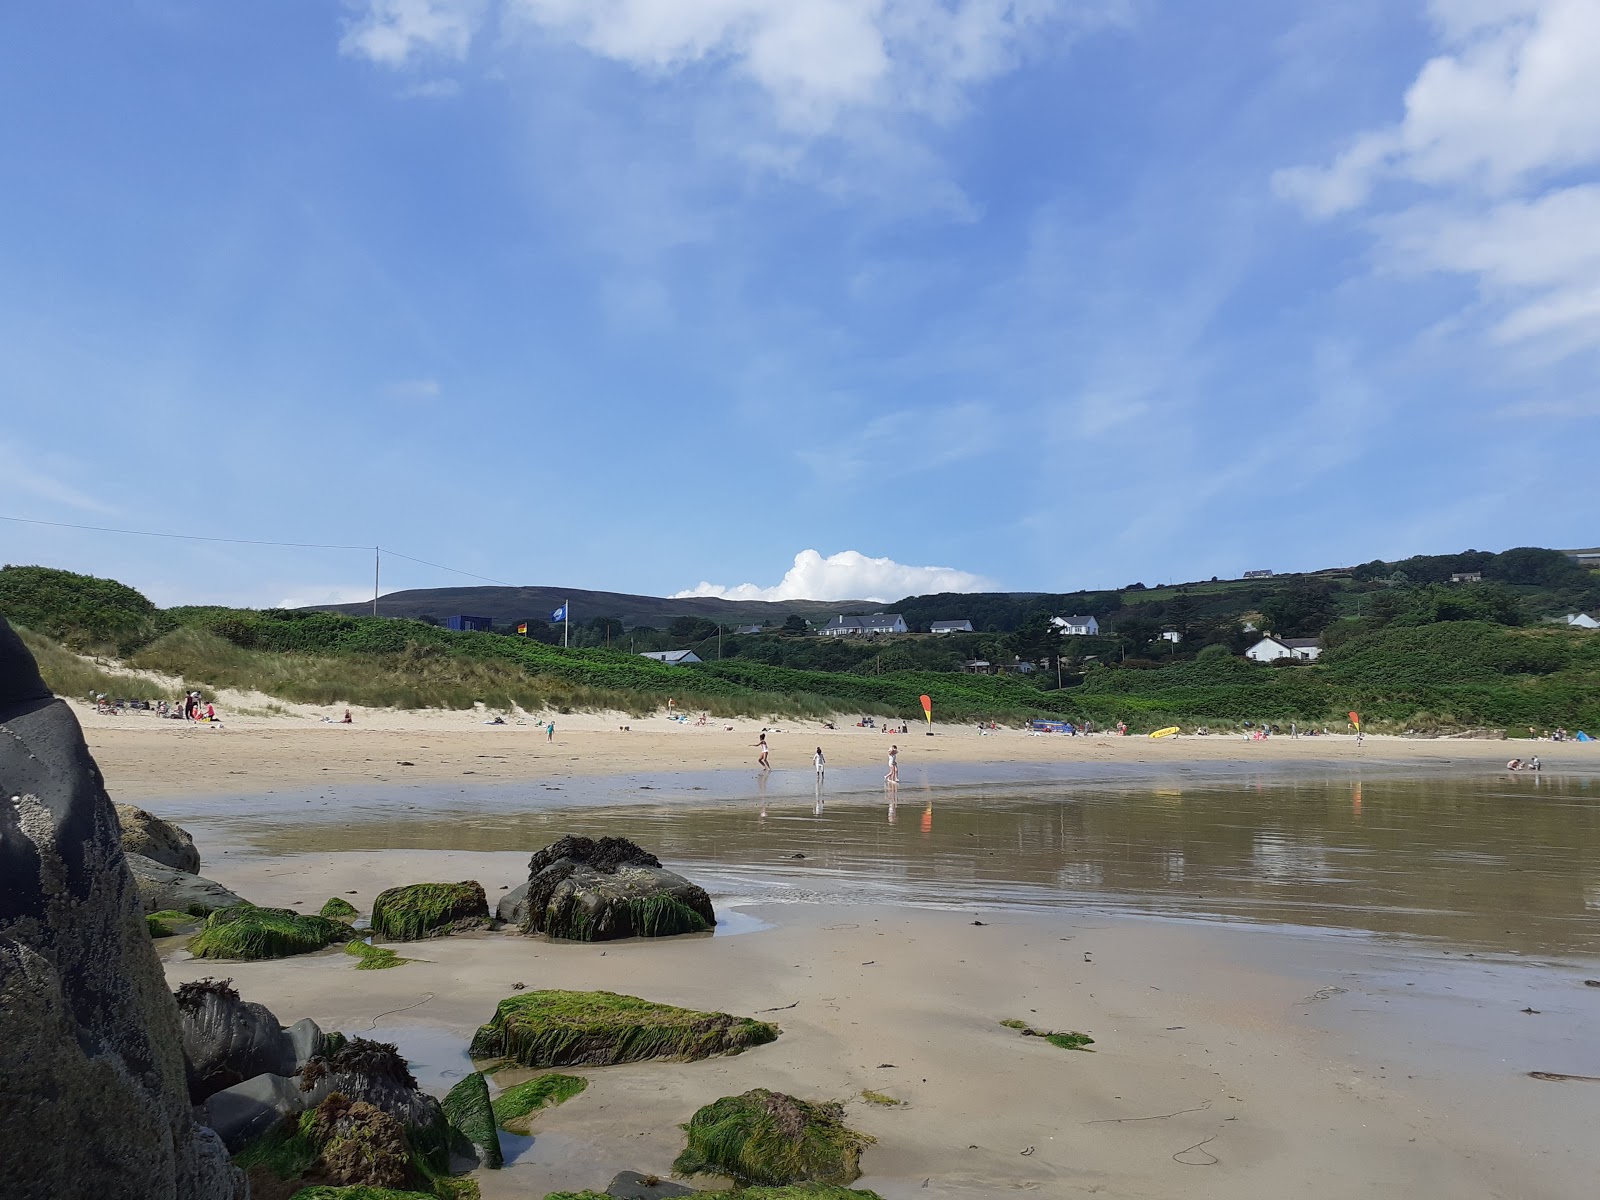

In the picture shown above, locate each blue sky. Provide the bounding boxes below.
[2,1,1596,608]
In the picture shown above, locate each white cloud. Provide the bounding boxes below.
[1275,0,1600,360]
[0,439,118,515]
[384,377,442,401]
[340,0,485,66]
[343,0,1122,132]
[675,549,994,602]
[275,585,376,609]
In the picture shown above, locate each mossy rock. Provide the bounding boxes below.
[468,990,779,1067]
[490,1072,587,1133]
[442,1072,502,1169]
[673,1089,874,1188]
[370,881,489,942]
[189,903,355,960]
[321,896,360,920]
[520,836,715,942]
[146,908,200,938]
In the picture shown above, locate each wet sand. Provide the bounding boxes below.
[148,764,1600,1200]
[75,700,1574,802]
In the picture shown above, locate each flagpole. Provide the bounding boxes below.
[564,600,570,649]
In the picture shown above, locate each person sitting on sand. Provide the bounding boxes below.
[340,708,353,725]
[1507,758,1522,771]
[1529,755,1542,772]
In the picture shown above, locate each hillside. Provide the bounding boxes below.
[315,585,868,630]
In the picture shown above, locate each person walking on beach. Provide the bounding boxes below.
[755,733,771,770]
[885,744,899,783]
[546,720,555,742]
[814,746,825,779]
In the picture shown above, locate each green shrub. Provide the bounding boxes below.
[0,565,173,653]
[672,1089,874,1187]
[469,990,779,1068]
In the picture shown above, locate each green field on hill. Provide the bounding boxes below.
[4,556,1598,734]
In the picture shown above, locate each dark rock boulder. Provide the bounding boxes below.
[0,615,244,1199]
[299,1037,449,1137]
[287,1016,329,1070]
[520,835,716,941]
[496,881,530,925]
[127,851,245,916]
[115,802,201,873]
[203,1069,308,1151]
[175,976,298,1102]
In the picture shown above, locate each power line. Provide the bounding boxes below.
[0,512,512,589]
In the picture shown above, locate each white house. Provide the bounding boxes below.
[1243,569,1274,580]
[1451,572,1483,583]
[1567,613,1600,629]
[1160,630,1182,643]
[640,649,702,665]
[930,619,974,634]
[1051,614,1100,636]
[1245,636,1321,663]
[733,624,764,635]
[818,613,908,638]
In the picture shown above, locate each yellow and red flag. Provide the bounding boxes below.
[1348,711,1361,731]
[517,622,528,636]
[920,694,933,728]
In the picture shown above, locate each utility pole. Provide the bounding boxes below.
[372,547,380,617]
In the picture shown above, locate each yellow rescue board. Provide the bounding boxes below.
[1149,726,1180,739]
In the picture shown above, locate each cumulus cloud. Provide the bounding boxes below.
[339,0,485,66]
[674,549,994,603]
[341,0,1123,131]
[1275,0,1600,358]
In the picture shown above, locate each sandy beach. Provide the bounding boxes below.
[73,700,1560,802]
[100,700,1599,1200]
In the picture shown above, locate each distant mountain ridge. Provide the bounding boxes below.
[313,585,876,629]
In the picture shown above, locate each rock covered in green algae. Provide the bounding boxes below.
[288,1188,438,1200]
[370,880,489,941]
[490,1072,587,1132]
[148,908,202,937]
[442,1071,503,1169]
[0,616,244,1200]
[469,989,779,1067]
[321,895,359,920]
[673,1089,875,1188]
[189,902,355,960]
[519,835,715,942]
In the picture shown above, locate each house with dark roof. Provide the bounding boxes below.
[1245,636,1321,662]
[930,619,974,634]
[639,649,703,665]
[818,613,908,638]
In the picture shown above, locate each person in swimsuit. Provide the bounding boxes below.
[886,744,899,783]
[756,733,771,770]
[814,746,825,778]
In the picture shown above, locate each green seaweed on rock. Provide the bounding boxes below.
[370,881,489,942]
[999,1018,1094,1051]
[189,903,354,960]
[468,989,778,1067]
[321,896,360,920]
[490,1073,587,1132]
[672,1089,874,1188]
[441,1072,502,1170]
[287,1189,438,1200]
[146,909,199,938]
[345,940,412,970]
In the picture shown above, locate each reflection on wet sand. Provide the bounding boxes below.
[199,772,1600,957]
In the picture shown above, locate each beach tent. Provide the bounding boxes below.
[1577,731,1592,742]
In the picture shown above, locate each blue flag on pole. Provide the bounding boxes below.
[551,605,567,622]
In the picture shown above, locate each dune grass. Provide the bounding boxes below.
[469,990,779,1068]
[370,881,489,942]
[490,1073,587,1133]
[14,626,167,701]
[672,1089,875,1188]
[189,903,353,960]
